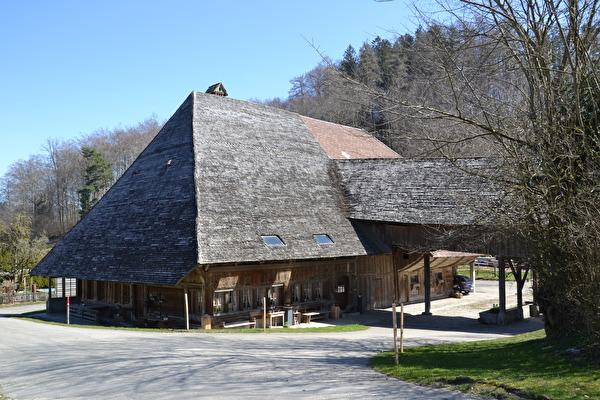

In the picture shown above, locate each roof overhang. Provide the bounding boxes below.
[400,250,482,273]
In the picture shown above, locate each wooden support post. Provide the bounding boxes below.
[143,284,148,316]
[400,303,405,353]
[469,261,476,293]
[263,297,267,333]
[184,289,190,331]
[498,256,506,325]
[422,252,432,316]
[393,303,398,366]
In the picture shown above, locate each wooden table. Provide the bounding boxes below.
[267,311,285,327]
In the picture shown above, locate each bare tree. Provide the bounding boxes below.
[42,138,84,236]
[359,0,600,343]
[0,116,162,239]
[0,214,48,291]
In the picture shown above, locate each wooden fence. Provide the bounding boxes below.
[0,292,49,305]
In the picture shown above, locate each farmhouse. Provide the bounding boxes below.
[32,87,496,328]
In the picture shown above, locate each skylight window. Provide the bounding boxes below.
[261,235,286,247]
[313,234,334,245]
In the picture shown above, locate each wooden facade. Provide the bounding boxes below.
[75,255,394,327]
[74,245,465,328]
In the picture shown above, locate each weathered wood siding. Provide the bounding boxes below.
[355,254,395,310]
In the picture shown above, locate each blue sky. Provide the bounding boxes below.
[0,0,417,177]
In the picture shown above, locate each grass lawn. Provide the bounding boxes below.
[0,301,46,308]
[14,313,368,333]
[456,266,517,281]
[370,330,599,400]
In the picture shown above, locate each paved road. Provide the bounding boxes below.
[0,281,542,399]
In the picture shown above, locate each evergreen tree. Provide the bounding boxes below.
[339,45,358,78]
[357,42,381,87]
[77,147,112,218]
[371,36,398,89]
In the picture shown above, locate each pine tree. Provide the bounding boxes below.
[339,45,358,78]
[77,147,112,218]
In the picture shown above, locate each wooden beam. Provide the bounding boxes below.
[184,289,190,331]
[469,261,476,293]
[422,252,432,316]
[198,257,357,273]
[498,256,506,325]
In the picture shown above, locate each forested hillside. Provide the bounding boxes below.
[0,117,162,240]
[261,26,510,159]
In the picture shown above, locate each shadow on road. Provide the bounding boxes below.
[340,309,544,336]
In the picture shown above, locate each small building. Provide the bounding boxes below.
[32,89,495,328]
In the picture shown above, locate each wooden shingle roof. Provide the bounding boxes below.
[301,116,401,159]
[33,92,372,284]
[334,158,500,226]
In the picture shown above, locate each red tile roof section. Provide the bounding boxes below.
[301,116,401,159]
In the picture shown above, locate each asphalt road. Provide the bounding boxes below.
[0,281,542,400]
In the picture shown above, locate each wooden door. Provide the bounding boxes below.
[334,276,349,310]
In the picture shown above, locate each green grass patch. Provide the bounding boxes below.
[13,314,368,333]
[371,330,599,400]
[0,301,46,308]
[12,309,46,316]
[456,266,516,281]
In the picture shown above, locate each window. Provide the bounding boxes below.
[315,282,323,299]
[293,283,301,303]
[313,234,334,244]
[261,235,286,246]
[256,287,267,308]
[241,288,253,310]
[213,289,233,314]
[303,282,312,301]
[292,280,325,303]
[190,288,203,314]
[269,285,282,307]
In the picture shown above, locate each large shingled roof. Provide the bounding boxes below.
[32,91,502,285]
[334,158,500,226]
[33,92,372,285]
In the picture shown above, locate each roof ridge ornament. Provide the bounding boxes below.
[206,82,228,97]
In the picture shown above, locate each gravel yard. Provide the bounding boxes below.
[402,279,534,318]
[0,279,541,400]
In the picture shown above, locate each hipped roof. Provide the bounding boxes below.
[32,92,373,285]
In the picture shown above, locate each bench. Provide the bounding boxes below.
[223,320,256,329]
[219,315,257,329]
[301,309,330,323]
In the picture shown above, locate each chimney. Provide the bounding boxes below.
[206,83,228,97]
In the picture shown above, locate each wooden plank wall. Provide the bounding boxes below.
[355,254,395,310]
